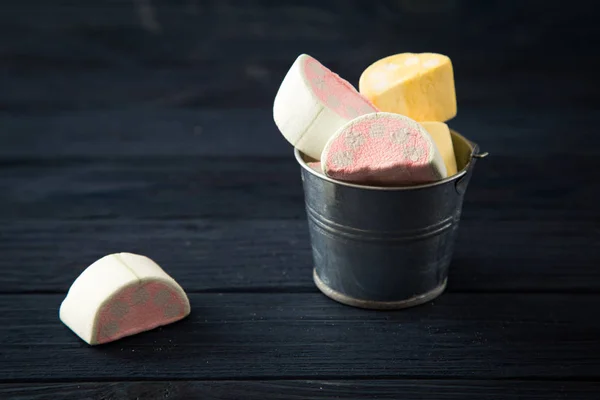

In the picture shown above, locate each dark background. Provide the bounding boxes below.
[2,0,598,159]
[1,1,599,399]
[2,0,599,112]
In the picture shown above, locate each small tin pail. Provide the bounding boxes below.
[294,129,487,309]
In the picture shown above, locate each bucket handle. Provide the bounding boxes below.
[455,140,488,195]
[470,139,489,159]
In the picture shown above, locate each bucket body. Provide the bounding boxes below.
[295,129,484,309]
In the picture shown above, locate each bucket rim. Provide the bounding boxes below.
[294,129,480,191]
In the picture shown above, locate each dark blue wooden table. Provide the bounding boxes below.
[1,1,599,399]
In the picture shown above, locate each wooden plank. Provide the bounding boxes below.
[1,293,600,380]
[0,155,303,220]
[0,109,290,158]
[0,1,596,111]
[0,108,598,158]
[0,154,597,221]
[1,380,599,400]
[0,0,590,68]
[0,219,597,293]
[1,68,592,112]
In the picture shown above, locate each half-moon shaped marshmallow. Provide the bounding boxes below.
[273,53,378,159]
[59,252,190,345]
[359,52,457,122]
[321,112,447,185]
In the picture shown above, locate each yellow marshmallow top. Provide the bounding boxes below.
[359,53,457,122]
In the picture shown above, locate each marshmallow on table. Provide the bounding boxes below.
[60,252,190,345]
[419,121,458,176]
[321,112,447,185]
[359,53,456,122]
[273,53,379,159]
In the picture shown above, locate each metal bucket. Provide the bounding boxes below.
[294,129,487,309]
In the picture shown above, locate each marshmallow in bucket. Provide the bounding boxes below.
[321,112,447,185]
[273,53,458,186]
[358,52,457,122]
[273,53,379,159]
[420,121,458,177]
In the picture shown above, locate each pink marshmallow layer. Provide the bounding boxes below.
[321,112,445,186]
[302,55,378,120]
[94,281,189,344]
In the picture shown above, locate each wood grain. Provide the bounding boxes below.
[0,108,597,159]
[1,293,600,380]
[0,153,597,221]
[0,0,598,396]
[0,219,597,293]
[2,380,599,400]
[0,1,597,111]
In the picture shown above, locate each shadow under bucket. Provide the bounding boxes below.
[295,129,487,310]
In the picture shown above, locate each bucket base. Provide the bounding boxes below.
[313,269,447,310]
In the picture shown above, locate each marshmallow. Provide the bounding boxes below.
[59,253,190,345]
[419,121,458,176]
[273,53,379,159]
[307,161,323,173]
[321,112,447,185]
[359,53,456,122]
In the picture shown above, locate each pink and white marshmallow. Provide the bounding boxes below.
[59,252,190,345]
[321,112,447,185]
[273,53,378,159]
